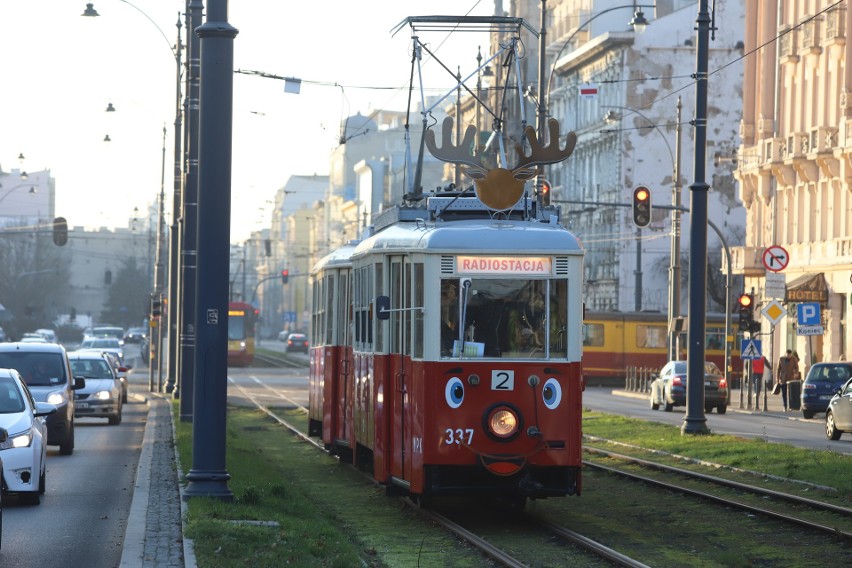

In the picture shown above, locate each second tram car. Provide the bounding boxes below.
[227,301,257,367]
[582,311,743,385]
[309,206,585,503]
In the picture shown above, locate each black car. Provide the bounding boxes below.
[649,360,729,414]
[124,327,147,344]
[0,343,85,455]
[286,333,310,353]
[801,362,852,419]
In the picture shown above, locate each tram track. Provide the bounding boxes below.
[582,443,852,541]
[252,351,304,368]
[228,377,649,567]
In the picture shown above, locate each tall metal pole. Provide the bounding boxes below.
[536,0,547,206]
[166,14,183,394]
[682,0,711,435]
[183,0,237,500]
[150,126,167,392]
[634,227,642,310]
[668,97,683,360]
[178,0,202,420]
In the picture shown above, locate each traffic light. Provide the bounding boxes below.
[53,216,68,246]
[538,178,551,206]
[632,186,651,228]
[264,239,271,257]
[737,293,755,333]
[151,297,162,318]
[281,269,289,284]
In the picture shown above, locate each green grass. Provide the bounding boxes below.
[174,404,852,567]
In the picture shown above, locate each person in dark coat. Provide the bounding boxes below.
[777,349,798,411]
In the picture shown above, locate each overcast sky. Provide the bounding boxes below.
[0,0,494,242]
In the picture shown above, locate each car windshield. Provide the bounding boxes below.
[0,352,67,387]
[70,358,113,379]
[93,327,124,340]
[0,376,26,413]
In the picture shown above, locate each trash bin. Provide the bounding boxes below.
[787,380,802,410]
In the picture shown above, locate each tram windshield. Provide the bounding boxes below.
[440,278,567,359]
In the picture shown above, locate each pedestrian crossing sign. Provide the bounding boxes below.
[741,339,762,360]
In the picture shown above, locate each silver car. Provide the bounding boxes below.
[68,352,123,425]
[825,377,852,440]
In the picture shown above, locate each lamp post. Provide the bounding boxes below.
[0,182,37,206]
[83,1,184,395]
[537,2,652,201]
[682,0,712,436]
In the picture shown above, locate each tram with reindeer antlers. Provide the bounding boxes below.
[308,16,585,506]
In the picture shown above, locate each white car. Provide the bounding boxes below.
[0,368,56,504]
[68,352,123,425]
[79,337,124,361]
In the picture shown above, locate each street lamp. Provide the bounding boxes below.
[0,183,37,206]
[83,1,184,396]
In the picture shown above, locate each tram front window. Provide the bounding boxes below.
[441,278,555,359]
[228,316,246,341]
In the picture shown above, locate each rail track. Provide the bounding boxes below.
[226,377,650,567]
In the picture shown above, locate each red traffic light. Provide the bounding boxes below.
[281,269,289,284]
[634,187,650,202]
[738,293,753,308]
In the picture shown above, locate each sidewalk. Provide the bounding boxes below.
[120,370,196,568]
[612,381,805,417]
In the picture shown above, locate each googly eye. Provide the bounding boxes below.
[445,377,464,408]
[542,378,562,409]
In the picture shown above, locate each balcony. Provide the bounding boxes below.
[824,8,846,46]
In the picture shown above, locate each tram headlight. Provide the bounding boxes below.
[487,407,519,439]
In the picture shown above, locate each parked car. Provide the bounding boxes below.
[124,327,147,344]
[0,342,85,455]
[649,360,729,414]
[825,377,852,440]
[277,330,289,342]
[0,368,56,504]
[80,337,124,361]
[68,351,123,425]
[285,333,310,353]
[801,362,852,419]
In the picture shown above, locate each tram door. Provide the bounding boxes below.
[389,256,411,481]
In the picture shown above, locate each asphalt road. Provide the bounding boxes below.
[1,390,147,566]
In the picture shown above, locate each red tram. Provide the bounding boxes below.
[309,206,585,503]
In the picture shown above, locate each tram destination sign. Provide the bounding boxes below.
[456,256,553,275]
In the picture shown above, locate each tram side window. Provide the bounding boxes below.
[412,263,423,358]
[705,328,724,350]
[353,268,361,347]
[636,325,666,349]
[548,279,568,358]
[583,323,604,347]
[311,279,317,344]
[404,262,411,355]
[317,277,326,347]
[375,262,384,351]
[390,261,401,353]
[326,274,335,345]
[338,273,349,346]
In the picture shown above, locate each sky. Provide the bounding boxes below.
[0,0,495,242]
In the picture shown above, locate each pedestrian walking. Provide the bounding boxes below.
[776,349,798,411]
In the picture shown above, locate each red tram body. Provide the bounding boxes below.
[309,207,585,503]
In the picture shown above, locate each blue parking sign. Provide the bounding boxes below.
[797,303,821,326]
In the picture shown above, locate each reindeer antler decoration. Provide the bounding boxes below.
[425,117,576,211]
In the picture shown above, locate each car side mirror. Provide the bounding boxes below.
[35,402,58,417]
[0,427,6,444]
[119,366,129,372]
[73,377,86,390]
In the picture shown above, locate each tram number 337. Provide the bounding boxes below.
[445,428,474,446]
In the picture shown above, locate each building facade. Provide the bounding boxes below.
[734,1,852,367]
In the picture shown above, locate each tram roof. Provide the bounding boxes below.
[352,219,583,258]
[311,240,360,274]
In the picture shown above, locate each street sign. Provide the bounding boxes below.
[762,300,786,325]
[796,302,823,336]
[762,245,790,272]
[741,339,762,360]
[764,272,786,299]
[282,311,297,323]
[797,302,821,325]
